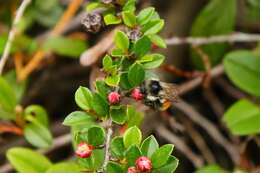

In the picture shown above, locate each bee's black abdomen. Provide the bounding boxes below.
[149,80,162,95]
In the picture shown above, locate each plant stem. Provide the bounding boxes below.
[0,0,31,75]
[166,32,260,46]
[102,119,113,172]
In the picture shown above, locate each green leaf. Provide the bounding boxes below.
[123,0,136,12]
[92,93,109,117]
[141,135,159,158]
[119,73,133,90]
[110,106,127,124]
[195,165,230,173]
[191,0,236,69]
[75,86,93,110]
[24,117,53,148]
[134,36,151,57]
[128,63,145,87]
[137,7,155,26]
[7,147,52,173]
[151,144,174,168]
[141,54,165,69]
[103,55,113,71]
[86,2,107,12]
[111,48,126,57]
[115,30,129,52]
[78,149,104,171]
[106,161,124,173]
[24,105,48,127]
[152,156,179,173]
[63,111,94,127]
[95,80,110,99]
[125,145,141,166]
[43,36,87,57]
[104,14,122,25]
[148,35,166,48]
[110,137,125,159]
[123,126,142,148]
[127,105,144,128]
[224,50,260,97]
[4,70,26,103]
[0,77,16,115]
[46,162,82,173]
[0,108,15,120]
[122,11,136,27]
[223,99,260,135]
[87,126,106,146]
[105,74,121,87]
[142,19,165,35]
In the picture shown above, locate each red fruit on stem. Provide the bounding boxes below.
[127,167,138,173]
[108,91,120,104]
[131,88,144,101]
[75,142,93,158]
[136,156,152,172]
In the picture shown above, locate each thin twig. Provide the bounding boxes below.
[192,46,211,88]
[101,119,113,172]
[156,125,204,168]
[0,124,23,136]
[80,28,117,66]
[161,64,203,78]
[174,99,240,163]
[166,32,260,46]
[18,0,83,81]
[179,117,216,164]
[0,0,31,75]
[178,65,224,95]
[203,88,225,118]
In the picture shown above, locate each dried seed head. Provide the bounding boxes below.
[102,0,114,4]
[127,28,142,41]
[81,13,103,33]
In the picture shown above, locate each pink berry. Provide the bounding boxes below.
[131,88,144,101]
[75,142,93,158]
[127,167,137,173]
[108,91,120,104]
[136,156,152,172]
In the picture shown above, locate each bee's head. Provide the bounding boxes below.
[149,80,162,95]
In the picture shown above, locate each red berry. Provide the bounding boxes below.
[75,142,93,158]
[108,91,120,104]
[131,88,144,101]
[136,156,152,172]
[127,167,137,173]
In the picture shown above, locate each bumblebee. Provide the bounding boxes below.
[140,79,179,111]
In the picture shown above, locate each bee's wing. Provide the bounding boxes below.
[160,82,179,102]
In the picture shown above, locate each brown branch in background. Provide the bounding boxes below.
[14,53,23,76]
[179,117,216,164]
[156,125,204,168]
[18,0,83,81]
[215,77,248,99]
[203,88,225,118]
[161,64,203,78]
[80,28,116,66]
[174,99,239,163]
[0,0,31,75]
[178,65,224,95]
[0,124,23,136]
[192,46,211,88]
[166,32,260,46]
